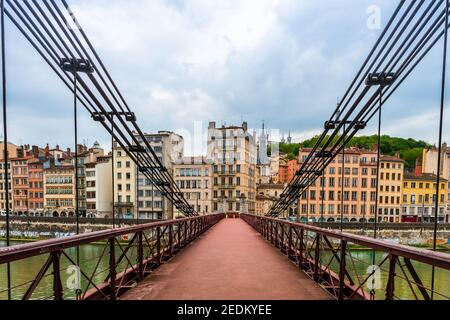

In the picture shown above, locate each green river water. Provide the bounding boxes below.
[0,241,448,300]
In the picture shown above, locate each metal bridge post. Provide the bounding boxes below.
[184,221,188,247]
[52,251,63,300]
[138,231,144,280]
[385,254,398,300]
[314,234,321,282]
[299,229,304,268]
[338,240,347,300]
[109,237,116,300]
[156,227,161,265]
[280,223,285,252]
[177,222,182,250]
[169,225,174,257]
[287,226,293,259]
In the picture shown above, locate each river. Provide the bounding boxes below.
[0,241,448,300]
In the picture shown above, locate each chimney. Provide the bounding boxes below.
[45,143,50,158]
[67,147,71,155]
[31,145,39,158]
[208,121,216,130]
[242,121,248,132]
[414,158,422,177]
[77,144,84,154]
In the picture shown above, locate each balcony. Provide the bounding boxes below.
[218,184,235,189]
[218,171,236,176]
[115,202,134,207]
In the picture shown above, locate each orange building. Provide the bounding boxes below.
[11,155,33,214]
[297,147,380,222]
[277,156,289,183]
[287,159,300,183]
[28,158,44,215]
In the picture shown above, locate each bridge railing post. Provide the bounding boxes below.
[338,239,347,300]
[52,251,63,300]
[288,226,293,259]
[314,234,321,282]
[137,231,144,280]
[299,228,304,268]
[109,237,116,300]
[156,226,161,265]
[177,222,182,250]
[385,254,398,300]
[184,221,188,246]
[169,225,174,257]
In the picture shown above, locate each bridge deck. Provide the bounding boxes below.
[122,218,331,300]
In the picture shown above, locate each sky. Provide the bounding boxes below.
[2,0,450,155]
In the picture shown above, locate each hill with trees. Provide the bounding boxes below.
[276,135,431,170]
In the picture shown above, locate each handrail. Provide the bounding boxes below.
[246,215,450,270]
[241,214,450,300]
[0,214,223,264]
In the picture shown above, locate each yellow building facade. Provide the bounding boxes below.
[401,173,447,223]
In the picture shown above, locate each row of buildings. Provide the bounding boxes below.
[1,121,449,223]
[257,145,450,223]
[0,122,260,220]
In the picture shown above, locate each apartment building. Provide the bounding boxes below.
[378,155,404,223]
[28,158,44,215]
[422,143,450,222]
[277,157,289,183]
[86,155,112,218]
[255,183,285,215]
[207,121,257,214]
[44,163,75,217]
[287,159,300,183]
[134,131,184,220]
[402,173,448,223]
[297,147,379,222]
[0,143,17,214]
[11,155,33,214]
[173,156,213,217]
[422,143,450,180]
[113,141,136,218]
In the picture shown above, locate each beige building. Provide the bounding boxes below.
[86,155,112,218]
[134,131,184,220]
[113,141,136,218]
[44,163,76,217]
[0,143,17,214]
[422,143,450,180]
[422,144,450,221]
[255,183,284,215]
[378,155,404,222]
[173,156,213,217]
[256,194,277,215]
[207,121,257,214]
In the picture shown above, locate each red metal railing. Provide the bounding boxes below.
[241,214,450,300]
[0,214,224,300]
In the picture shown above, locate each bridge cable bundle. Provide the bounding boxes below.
[267,0,449,300]
[268,0,450,218]
[2,0,196,217]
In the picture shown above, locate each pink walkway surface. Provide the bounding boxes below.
[121,218,331,300]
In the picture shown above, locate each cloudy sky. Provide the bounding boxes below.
[3,0,450,155]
